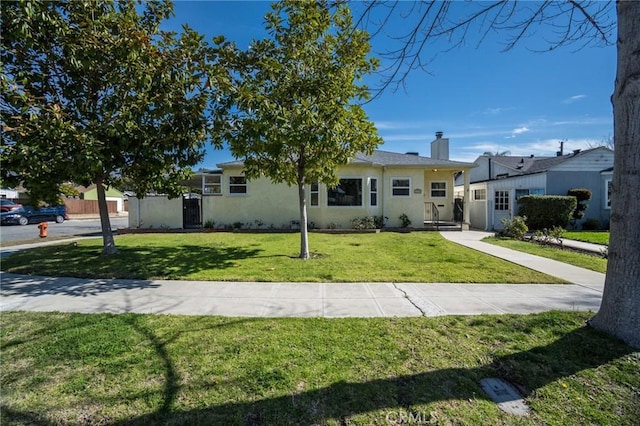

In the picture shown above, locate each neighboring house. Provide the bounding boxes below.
[454,147,614,231]
[129,132,476,230]
[72,184,126,212]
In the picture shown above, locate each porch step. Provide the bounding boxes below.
[422,221,463,231]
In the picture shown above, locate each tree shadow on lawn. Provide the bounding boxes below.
[120,325,636,425]
[3,314,635,425]
[0,244,263,297]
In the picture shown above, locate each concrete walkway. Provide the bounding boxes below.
[0,231,606,318]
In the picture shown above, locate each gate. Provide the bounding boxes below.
[454,198,464,222]
[183,196,201,229]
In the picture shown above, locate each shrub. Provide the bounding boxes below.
[373,215,388,229]
[581,218,601,230]
[351,216,376,230]
[399,213,411,228]
[204,220,216,229]
[518,195,576,230]
[567,188,592,228]
[532,226,566,248]
[499,215,528,240]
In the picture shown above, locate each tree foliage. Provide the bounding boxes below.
[212,0,382,259]
[1,0,215,254]
[349,1,638,347]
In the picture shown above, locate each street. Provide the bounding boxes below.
[0,217,129,244]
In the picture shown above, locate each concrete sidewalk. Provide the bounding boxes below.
[0,231,605,317]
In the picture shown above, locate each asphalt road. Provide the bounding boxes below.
[0,217,129,244]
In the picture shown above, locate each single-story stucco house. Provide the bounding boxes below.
[129,132,476,230]
[454,146,614,231]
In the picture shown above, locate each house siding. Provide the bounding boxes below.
[546,171,610,226]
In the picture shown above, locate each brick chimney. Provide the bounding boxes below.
[431,131,449,160]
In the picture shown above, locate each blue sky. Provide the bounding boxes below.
[164,1,616,167]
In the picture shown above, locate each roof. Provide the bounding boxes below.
[484,146,613,176]
[217,150,475,169]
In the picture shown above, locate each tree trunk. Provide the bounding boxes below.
[297,178,310,260]
[589,1,640,348]
[96,177,118,255]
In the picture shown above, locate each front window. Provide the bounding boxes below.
[473,189,487,200]
[515,189,529,199]
[370,178,378,206]
[328,178,362,206]
[204,175,221,195]
[310,182,319,206]
[495,190,509,211]
[430,182,446,198]
[606,179,612,208]
[229,176,247,194]
[392,178,411,196]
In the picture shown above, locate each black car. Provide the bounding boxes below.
[0,205,68,226]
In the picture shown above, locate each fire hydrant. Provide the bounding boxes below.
[38,222,48,238]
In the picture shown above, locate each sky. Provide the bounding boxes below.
[163,1,617,168]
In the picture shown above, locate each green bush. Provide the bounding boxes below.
[350,216,376,230]
[399,213,411,228]
[499,215,528,240]
[518,195,576,230]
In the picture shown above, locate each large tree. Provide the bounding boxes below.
[212,0,382,259]
[1,0,214,254]
[354,1,638,347]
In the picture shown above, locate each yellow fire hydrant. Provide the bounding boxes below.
[38,222,48,238]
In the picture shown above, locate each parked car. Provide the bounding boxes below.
[0,205,68,226]
[0,199,22,212]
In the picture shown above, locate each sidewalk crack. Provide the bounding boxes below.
[393,283,425,316]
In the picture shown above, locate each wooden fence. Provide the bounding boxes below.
[64,198,117,215]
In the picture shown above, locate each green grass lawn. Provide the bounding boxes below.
[566,231,610,245]
[0,232,566,283]
[1,311,637,425]
[483,237,608,274]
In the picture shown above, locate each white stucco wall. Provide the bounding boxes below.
[128,196,182,229]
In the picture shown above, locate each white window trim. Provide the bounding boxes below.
[327,177,364,207]
[309,182,320,207]
[369,177,378,207]
[228,175,248,196]
[604,178,612,209]
[391,177,411,197]
[430,181,447,198]
[203,175,222,196]
[472,188,487,201]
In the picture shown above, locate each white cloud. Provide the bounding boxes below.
[562,94,587,104]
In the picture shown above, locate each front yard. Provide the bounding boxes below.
[0,232,566,283]
[1,311,637,425]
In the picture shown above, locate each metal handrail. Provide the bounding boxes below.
[424,202,440,226]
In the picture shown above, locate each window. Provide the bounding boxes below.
[203,174,221,195]
[229,176,247,194]
[370,178,378,206]
[473,189,487,200]
[494,190,509,211]
[516,188,544,199]
[392,178,411,196]
[430,182,446,198]
[328,178,362,206]
[310,182,319,206]
[606,179,612,208]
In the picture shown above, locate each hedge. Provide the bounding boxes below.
[517,195,577,230]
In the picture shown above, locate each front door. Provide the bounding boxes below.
[183,196,201,229]
[493,190,511,230]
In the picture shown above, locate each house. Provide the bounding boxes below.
[454,147,614,231]
[71,184,127,213]
[129,132,476,230]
